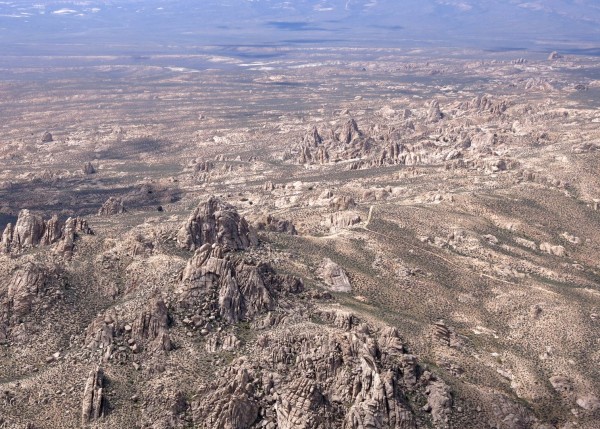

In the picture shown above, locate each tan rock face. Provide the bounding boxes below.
[317,258,352,292]
[0,210,93,254]
[325,211,361,232]
[81,366,106,425]
[13,209,45,248]
[427,100,443,122]
[6,262,50,321]
[180,244,282,324]
[98,197,126,216]
[254,214,297,235]
[132,294,172,353]
[177,196,257,251]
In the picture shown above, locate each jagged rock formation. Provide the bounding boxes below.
[177,196,257,251]
[298,126,329,165]
[304,125,323,147]
[459,95,508,115]
[56,217,94,254]
[254,214,297,235]
[427,100,443,122]
[193,311,452,428]
[337,118,362,144]
[11,209,45,248]
[0,210,93,253]
[179,244,300,324]
[3,263,51,323]
[324,211,361,231]
[98,197,126,215]
[81,366,106,425]
[41,131,53,143]
[132,294,172,353]
[0,262,62,342]
[317,258,352,292]
[330,196,356,211]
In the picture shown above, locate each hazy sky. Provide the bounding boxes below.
[1,0,599,54]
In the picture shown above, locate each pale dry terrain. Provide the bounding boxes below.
[1,47,599,429]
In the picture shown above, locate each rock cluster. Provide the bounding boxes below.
[98,197,126,216]
[548,51,562,60]
[254,214,297,235]
[324,211,361,231]
[0,209,93,253]
[177,196,257,251]
[179,244,301,324]
[539,242,566,257]
[193,311,453,428]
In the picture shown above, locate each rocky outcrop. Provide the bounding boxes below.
[330,196,356,211]
[254,215,297,235]
[576,395,600,411]
[317,258,352,292]
[427,100,443,122]
[132,294,172,353]
[98,197,126,216]
[180,244,303,324]
[81,366,106,425]
[41,215,62,246]
[182,246,260,323]
[433,320,451,346]
[460,95,508,115]
[425,378,453,426]
[539,242,565,257]
[56,217,94,254]
[193,310,452,428]
[304,125,323,147]
[3,263,52,323]
[191,159,214,173]
[0,210,93,254]
[337,118,362,144]
[0,223,13,253]
[177,196,256,251]
[12,209,45,249]
[324,211,361,231]
[298,125,330,165]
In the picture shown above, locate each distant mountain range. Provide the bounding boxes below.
[1,0,599,54]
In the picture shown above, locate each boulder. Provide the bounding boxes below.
[41,132,53,143]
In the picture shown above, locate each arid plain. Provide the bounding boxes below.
[1,46,600,428]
